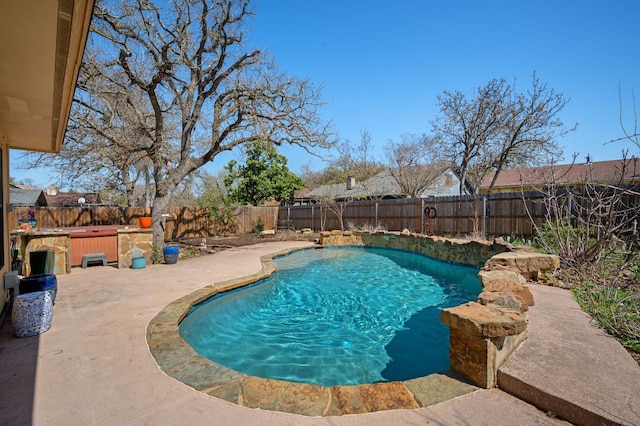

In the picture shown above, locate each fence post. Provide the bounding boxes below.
[375,202,379,229]
[483,196,487,239]
[311,205,314,231]
[421,198,425,235]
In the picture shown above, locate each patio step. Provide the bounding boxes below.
[81,253,107,268]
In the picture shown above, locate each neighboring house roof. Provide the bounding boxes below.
[293,188,310,199]
[302,168,464,201]
[44,192,101,207]
[11,183,41,191]
[303,170,400,201]
[366,170,405,198]
[9,187,47,207]
[481,158,640,192]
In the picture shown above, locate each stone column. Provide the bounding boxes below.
[16,230,71,275]
[440,302,527,388]
[117,229,153,268]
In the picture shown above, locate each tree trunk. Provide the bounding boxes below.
[151,195,171,248]
[488,169,501,193]
[459,168,470,194]
[144,167,153,209]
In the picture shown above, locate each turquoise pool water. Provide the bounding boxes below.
[179,247,480,386]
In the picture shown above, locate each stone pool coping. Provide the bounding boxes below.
[146,246,480,416]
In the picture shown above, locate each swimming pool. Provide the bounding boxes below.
[179,247,480,386]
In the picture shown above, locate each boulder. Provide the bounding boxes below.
[483,279,534,308]
[478,291,527,312]
[485,252,559,280]
[440,302,527,338]
[477,269,526,287]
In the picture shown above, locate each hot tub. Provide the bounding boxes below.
[63,226,129,266]
[16,225,152,272]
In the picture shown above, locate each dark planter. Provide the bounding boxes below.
[19,273,57,303]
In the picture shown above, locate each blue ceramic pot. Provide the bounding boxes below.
[20,273,57,303]
[12,291,53,337]
[131,257,146,269]
[163,246,179,264]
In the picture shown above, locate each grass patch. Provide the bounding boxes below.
[183,246,200,258]
[572,281,640,352]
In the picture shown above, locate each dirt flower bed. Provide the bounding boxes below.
[174,231,319,259]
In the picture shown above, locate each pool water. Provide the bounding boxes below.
[179,247,480,386]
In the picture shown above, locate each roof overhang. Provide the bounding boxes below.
[0,0,94,153]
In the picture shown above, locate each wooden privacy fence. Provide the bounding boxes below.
[279,192,550,238]
[9,205,279,240]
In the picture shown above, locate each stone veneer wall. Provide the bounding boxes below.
[322,230,513,267]
[117,229,153,268]
[13,228,155,273]
[17,231,71,275]
[319,230,559,388]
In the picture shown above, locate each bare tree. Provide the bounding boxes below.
[319,195,348,232]
[32,0,333,246]
[20,63,154,206]
[299,162,316,188]
[431,74,571,194]
[323,128,384,185]
[485,75,573,191]
[526,155,640,273]
[431,78,508,194]
[610,86,640,150]
[385,133,449,197]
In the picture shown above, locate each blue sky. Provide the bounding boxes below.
[12,0,640,188]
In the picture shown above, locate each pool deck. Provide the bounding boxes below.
[0,241,638,425]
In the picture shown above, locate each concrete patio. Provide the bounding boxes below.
[0,241,637,425]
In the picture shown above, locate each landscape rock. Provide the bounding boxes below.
[478,291,526,312]
[484,252,559,279]
[483,279,534,308]
[440,302,526,338]
[477,268,526,287]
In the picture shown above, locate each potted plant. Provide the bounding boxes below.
[18,213,30,230]
[18,208,36,230]
[27,208,37,229]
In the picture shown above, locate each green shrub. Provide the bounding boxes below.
[252,217,264,235]
[534,218,611,268]
[573,282,640,352]
[209,204,237,235]
[151,245,163,264]
[184,246,199,258]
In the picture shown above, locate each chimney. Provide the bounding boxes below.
[46,186,59,196]
[346,176,356,190]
